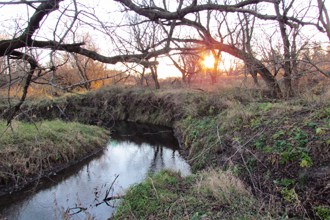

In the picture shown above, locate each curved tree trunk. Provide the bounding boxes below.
[213,43,282,98]
[251,58,282,98]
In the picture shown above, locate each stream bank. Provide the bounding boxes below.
[0,120,109,196]
[0,121,190,220]
[1,86,330,219]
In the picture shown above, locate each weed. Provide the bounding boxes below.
[258,102,274,111]
[306,121,318,128]
[274,178,295,187]
[115,170,180,219]
[219,101,255,132]
[253,135,266,150]
[299,153,313,168]
[281,188,299,203]
[291,128,308,148]
[272,130,285,139]
[250,118,263,129]
[178,115,220,171]
[316,127,327,135]
[315,206,330,220]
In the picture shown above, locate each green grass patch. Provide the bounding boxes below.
[115,169,269,219]
[177,116,221,171]
[315,206,330,220]
[0,119,108,187]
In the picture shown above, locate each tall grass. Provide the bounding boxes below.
[0,120,109,188]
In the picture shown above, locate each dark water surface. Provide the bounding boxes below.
[0,121,191,220]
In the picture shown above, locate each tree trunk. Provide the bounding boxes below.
[274,1,294,97]
[212,43,282,98]
[251,71,259,87]
[210,70,217,84]
[182,72,187,83]
[150,65,160,89]
[140,67,146,86]
[246,57,282,98]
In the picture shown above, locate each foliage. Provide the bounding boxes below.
[315,206,330,220]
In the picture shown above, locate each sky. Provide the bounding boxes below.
[0,0,185,78]
[0,0,329,79]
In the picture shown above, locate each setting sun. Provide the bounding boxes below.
[202,54,215,69]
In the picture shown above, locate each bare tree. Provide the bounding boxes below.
[273,0,295,97]
[115,0,282,96]
[0,0,171,122]
[168,50,201,84]
[317,0,330,41]
[1,0,329,122]
[125,15,163,88]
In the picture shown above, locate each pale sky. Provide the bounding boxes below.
[0,0,329,79]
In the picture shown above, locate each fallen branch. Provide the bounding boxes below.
[65,206,87,216]
[95,174,121,207]
[95,195,124,207]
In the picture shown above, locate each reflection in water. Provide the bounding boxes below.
[0,122,190,220]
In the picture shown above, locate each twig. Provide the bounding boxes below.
[65,206,87,216]
[240,153,257,191]
[95,195,124,207]
[95,174,120,207]
[225,128,265,164]
[149,177,160,201]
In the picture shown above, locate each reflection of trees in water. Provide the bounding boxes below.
[148,145,176,174]
[108,121,181,174]
[108,121,179,150]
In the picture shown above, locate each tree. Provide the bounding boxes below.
[117,0,329,96]
[126,16,163,89]
[317,0,330,41]
[0,0,169,122]
[273,0,295,97]
[169,50,201,84]
[0,0,329,121]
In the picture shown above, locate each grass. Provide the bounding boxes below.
[0,119,109,188]
[1,82,330,218]
[177,115,221,171]
[112,84,330,219]
[114,169,268,220]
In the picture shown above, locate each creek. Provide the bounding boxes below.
[0,121,191,220]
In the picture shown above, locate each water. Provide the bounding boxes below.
[0,122,191,220]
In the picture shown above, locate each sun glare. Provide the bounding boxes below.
[203,54,215,69]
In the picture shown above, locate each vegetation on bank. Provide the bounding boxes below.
[173,96,330,219]
[0,120,109,192]
[115,170,265,219]
[109,87,329,219]
[0,84,329,219]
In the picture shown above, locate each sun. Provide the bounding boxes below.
[202,54,215,69]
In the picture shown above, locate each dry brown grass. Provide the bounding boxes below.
[194,169,252,206]
[218,100,256,131]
